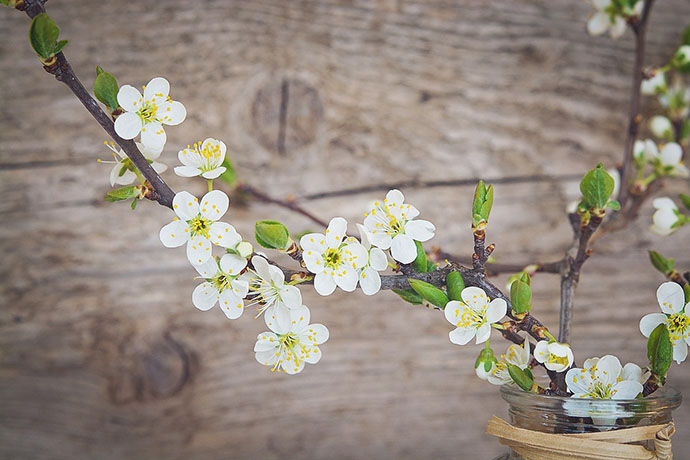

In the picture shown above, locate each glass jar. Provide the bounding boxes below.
[492,385,681,460]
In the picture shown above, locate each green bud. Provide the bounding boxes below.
[236,241,254,258]
[507,364,534,392]
[519,271,531,286]
[392,288,423,305]
[105,185,139,202]
[647,324,673,382]
[475,345,498,374]
[472,180,494,226]
[255,220,290,250]
[580,163,615,210]
[412,241,431,273]
[445,271,465,302]
[649,250,675,275]
[29,13,68,61]
[93,67,119,112]
[510,277,532,315]
[408,279,449,309]
[218,158,237,186]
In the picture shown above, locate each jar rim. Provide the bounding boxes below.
[499,384,682,409]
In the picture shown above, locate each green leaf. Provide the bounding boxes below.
[606,199,620,211]
[472,181,494,225]
[104,185,138,202]
[510,278,532,315]
[255,220,290,250]
[684,283,690,305]
[29,13,60,59]
[580,163,615,209]
[507,364,534,392]
[130,198,138,210]
[392,288,423,305]
[93,68,119,111]
[408,279,449,309]
[426,259,437,272]
[682,25,690,46]
[647,324,673,380]
[53,39,69,54]
[475,345,497,372]
[519,271,531,286]
[0,0,10,7]
[218,158,237,186]
[412,241,431,273]
[649,250,675,275]
[679,194,690,211]
[446,271,465,302]
[480,184,494,222]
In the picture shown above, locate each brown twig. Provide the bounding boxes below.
[20,0,176,209]
[236,183,329,228]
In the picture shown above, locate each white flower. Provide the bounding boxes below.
[650,197,681,236]
[488,340,531,386]
[587,0,627,39]
[658,143,689,178]
[476,361,496,381]
[641,71,666,96]
[640,281,690,364]
[174,138,228,179]
[363,189,435,264]
[114,77,186,151]
[99,141,167,186]
[444,286,507,345]
[254,305,329,374]
[534,341,574,372]
[191,254,249,319]
[351,224,389,295]
[649,116,673,139]
[300,217,369,296]
[159,190,240,265]
[565,355,644,426]
[241,255,303,334]
[633,138,659,162]
[674,45,690,66]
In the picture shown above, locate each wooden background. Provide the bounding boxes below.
[1,1,690,458]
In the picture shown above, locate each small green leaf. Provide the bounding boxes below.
[606,199,620,211]
[255,220,290,250]
[507,364,534,392]
[392,288,423,305]
[679,193,690,211]
[53,39,69,54]
[580,163,614,210]
[412,241,431,273]
[93,68,119,111]
[446,271,465,302]
[682,25,690,46]
[218,158,237,186]
[480,184,494,222]
[105,185,138,202]
[426,260,437,272]
[510,278,532,315]
[29,13,60,59]
[408,279,449,309]
[472,181,494,226]
[519,271,531,286]
[0,0,10,7]
[649,250,675,275]
[130,198,138,210]
[647,324,673,380]
[684,283,690,305]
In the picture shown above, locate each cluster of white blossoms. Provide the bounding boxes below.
[640,282,690,364]
[586,0,643,39]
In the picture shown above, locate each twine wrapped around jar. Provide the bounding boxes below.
[486,416,675,460]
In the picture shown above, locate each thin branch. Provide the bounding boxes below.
[20,0,176,209]
[236,183,329,228]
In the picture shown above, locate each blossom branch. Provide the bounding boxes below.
[236,183,329,228]
[18,0,176,209]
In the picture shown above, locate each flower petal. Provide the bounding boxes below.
[187,235,212,265]
[475,323,491,344]
[359,267,381,296]
[254,332,278,352]
[566,367,592,395]
[657,281,685,315]
[116,85,143,112]
[210,222,241,249]
[290,305,311,333]
[280,285,302,309]
[343,242,369,270]
[390,234,417,263]
[172,191,199,220]
[444,300,463,325]
[251,255,272,281]
[255,349,279,367]
[220,253,247,276]
[405,219,435,242]
[660,143,683,166]
[140,122,166,151]
[306,323,329,344]
[300,233,327,253]
[301,345,322,364]
[385,189,405,207]
[192,282,218,311]
[231,279,249,298]
[335,268,358,292]
[587,11,609,36]
[594,355,622,387]
[268,264,286,286]
[113,111,142,139]
[673,341,688,364]
[326,217,347,248]
[144,77,170,102]
[159,220,189,248]
[369,231,392,250]
[609,16,626,39]
[533,341,550,363]
[611,380,643,400]
[314,272,336,296]
[218,290,244,319]
[174,166,202,178]
[461,286,489,312]
[485,298,507,324]
[449,327,476,345]
[199,190,229,221]
[264,302,292,335]
[369,247,388,271]
[639,313,666,337]
[161,101,186,126]
[201,167,226,180]
[193,257,218,279]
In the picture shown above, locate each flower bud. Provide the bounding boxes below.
[672,45,690,67]
[649,116,673,140]
[236,241,254,258]
[475,346,497,381]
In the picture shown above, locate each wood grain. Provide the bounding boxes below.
[1,1,689,459]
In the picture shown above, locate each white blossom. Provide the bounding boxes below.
[363,189,435,264]
[444,287,507,345]
[475,361,496,381]
[159,190,240,265]
[534,341,574,372]
[649,116,673,139]
[300,217,369,296]
[241,255,302,334]
[350,224,389,295]
[641,71,666,96]
[650,197,681,236]
[674,45,690,66]
[174,138,228,179]
[640,281,690,363]
[658,142,689,178]
[191,254,249,319]
[114,77,186,150]
[565,355,644,426]
[254,305,329,374]
[99,141,166,186]
[487,340,531,386]
[586,0,628,39]
[633,139,659,162]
